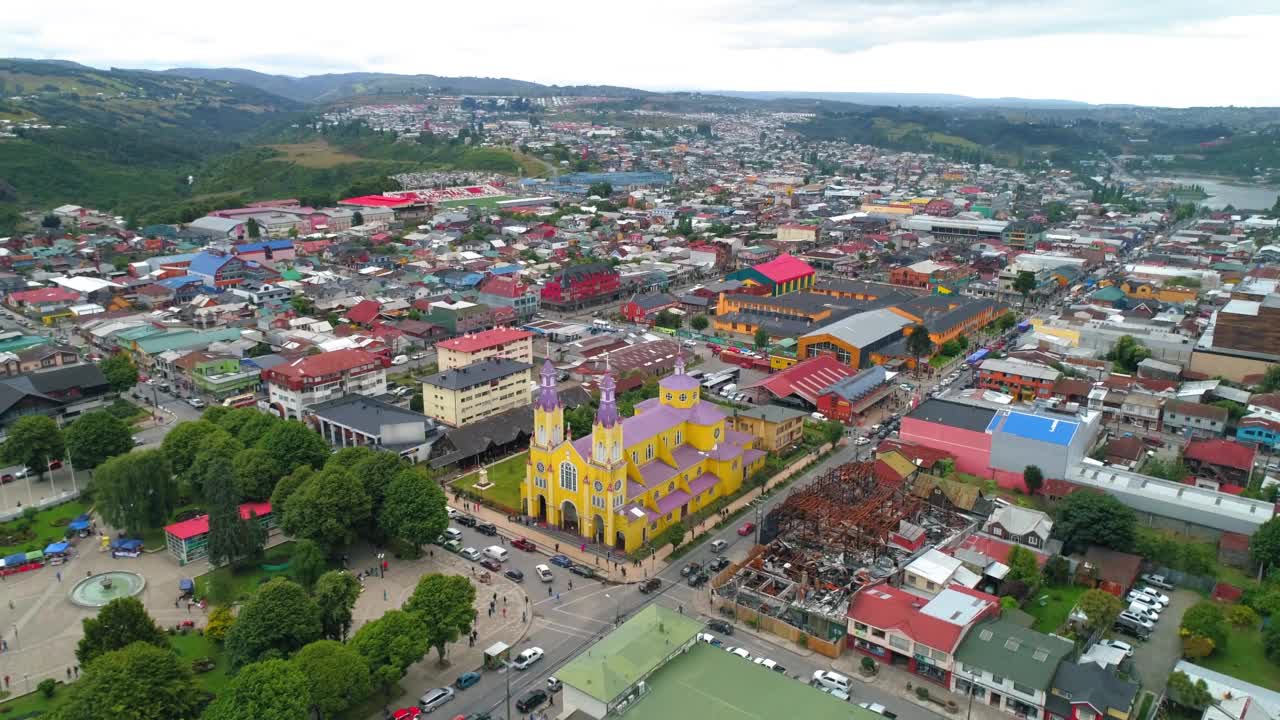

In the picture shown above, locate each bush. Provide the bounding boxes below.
[861,656,877,674]
[916,686,930,700]
[191,656,216,674]
[37,678,56,698]
[1226,604,1258,628]
[1181,601,1228,651]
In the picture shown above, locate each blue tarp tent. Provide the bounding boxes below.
[179,578,194,593]
[68,519,89,531]
[2,553,27,567]
[110,539,143,551]
[44,542,69,555]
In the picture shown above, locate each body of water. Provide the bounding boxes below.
[1150,176,1280,211]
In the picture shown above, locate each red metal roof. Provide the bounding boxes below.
[338,194,422,208]
[436,327,532,353]
[951,534,1049,567]
[267,348,381,380]
[743,355,854,404]
[9,287,80,304]
[165,502,271,541]
[346,299,382,325]
[846,583,995,652]
[1184,438,1256,471]
[752,253,815,284]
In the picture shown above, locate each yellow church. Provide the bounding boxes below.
[522,354,766,552]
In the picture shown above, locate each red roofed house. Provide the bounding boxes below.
[7,287,81,316]
[726,253,816,296]
[621,293,679,323]
[1183,438,1256,489]
[261,348,387,420]
[346,299,383,327]
[540,262,621,310]
[164,502,274,565]
[847,583,1000,686]
[435,327,533,371]
[477,275,540,321]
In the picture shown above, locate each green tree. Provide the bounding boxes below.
[565,405,594,438]
[293,640,372,719]
[290,294,316,316]
[379,468,448,549]
[204,658,312,720]
[258,420,330,474]
[905,324,934,368]
[232,447,283,501]
[1,415,65,479]
[1226,604,1259,628]
[690,314,709,332]
[1107,335,1152,373]
[1181,601,1228,650]
[1258,365,1280,393]
[314,571,362,641]
[75,597,169,665]
[1023,465,1044,495]
[100,352,139,392]
[654,310,682,330]
[352,211,364,226]
[1167,671,1213,709]
[206,606,235,643]
[205,455,255,568]
[65,410,134,469]
[1052,491,1136,554]
[341,449,405,526]
[404,574,476,663]
[350,609,429,696]
[290,539,328,591]
[185,429,245,492]
[41,214,61,229]
[1265,624,1280,664]
[246,217,260,238]
[587,181,613,197]
[1250,516,1280,571]
[996,313,1017,331]
[1006,545,1041,585]
[51,642,200,720]
[270,464,314,510]
[282,467,372,553]
[1042,555,1070,586]
[160,420,224,477]
[225,578,323,669]
[94,450,177,535]
[1078,588,1123,631]
[754,327,770,350]
[1013,270,1037,308]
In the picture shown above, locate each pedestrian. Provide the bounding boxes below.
[555,592,560,603]
[3,675,8,689]
[678,604,684,615]
[555,543,559,552]
[175,598,179,608]
[503,595,507,606]
[56,570,61,582]
[568,579,573,590]
[547,586,552,597]
[502,607,506,619]
[522,610,527,623]
[66,668,71,680]
[622,567,627,578]
[7,600,12,610]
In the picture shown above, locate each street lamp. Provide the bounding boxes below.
[604,592,621,626]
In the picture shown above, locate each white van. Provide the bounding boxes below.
[483,545,509,563]
[813,670,851,693]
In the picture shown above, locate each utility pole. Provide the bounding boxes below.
[504,660,512,720]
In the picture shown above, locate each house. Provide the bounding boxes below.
[7,287,81,318]
[621,293,679,323]
[816,365,898,424]
[540,262,621,309]
[725,254,816,296]
[420,358,532,428]
[1119,392,1164,432]
[187,252,248,288]
[0,363,112,429]
[1103,436,1145,468]
[1183,438,1255,489]
[1237,415,1280,450]
[976,358,1061,401]
[0,345,81,377]
[305,394,433,462]
[174,352,260,398]
[847,584,1000,687]
[983,506,1053,550]
[903,548,983,595]
[1081,546,1142,596]
[1162,400,1229,439]
[435,327,533,371]
[731,405,808,453]
[952,619,1075,720]
[345,299,383,327]
[1045,662,1138,720]
[261,349,387,420]
[476,274,539,321]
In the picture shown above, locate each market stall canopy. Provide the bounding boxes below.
[44,542,69,555]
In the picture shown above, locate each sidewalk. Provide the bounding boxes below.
[830,655,1012,720]
[453,440,842,586]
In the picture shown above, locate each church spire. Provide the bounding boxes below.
[674,349,686,376]
[595,372,619,428]
[537,358,561,411]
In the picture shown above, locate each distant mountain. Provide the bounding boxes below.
[161,67,649,104]
[713,90,1094,110]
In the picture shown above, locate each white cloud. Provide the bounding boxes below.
[1,1,1276,106]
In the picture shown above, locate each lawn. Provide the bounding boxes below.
[0,499,90,557]
[171,632,231,696]
[265,140,364,168]
[438,195,510,209]
[454,452,527,511]
[0,682,71,717]
[1199,623,1280,691]
[195,541,300,604]
[929,354,954,369]
[1023,584,1087,634]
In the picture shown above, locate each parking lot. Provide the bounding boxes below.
[1129,588,1198,693]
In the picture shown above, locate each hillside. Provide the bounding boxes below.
[162,67,649,104]
[716,90,1094,109]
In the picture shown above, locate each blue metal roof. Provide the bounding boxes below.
[989,410,1078,446]
[157,275,203,289]
[189,252,233,278]
[489,264,522,275]
[234,239,293,253]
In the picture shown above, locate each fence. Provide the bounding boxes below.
[0,489,81,523]
[1141,564,1217,594]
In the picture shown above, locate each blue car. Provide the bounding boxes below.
[548,554,573,569]
[455,671,481,690]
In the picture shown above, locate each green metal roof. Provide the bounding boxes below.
[624,642,876,720]
[555,604,703,704]
[0,336,49,353]
[280,269,303,281]
[954,618,1073,691]
[1092,286,1125,302]
[134,328,243,355]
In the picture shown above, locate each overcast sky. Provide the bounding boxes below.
[4,1,1277,106]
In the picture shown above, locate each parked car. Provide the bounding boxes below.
[511,537,536,552]
[709,539,728,553]
[475,523,498,536]
[1137,587,1170,605]
[548,554,572,568]
[753,657,787,674]
[708,556,730,572]
[726,647,752,660]
[812,671,852,694]
[504,568,524,583]
[392,355,409,366]
[480,558,501,572]
[455,515,478,528]
[696,632,722,647]
[442,539,462,553]
[515,689,548,713]
[1099,639,1134,658]
[460,547,481,561]
[706,619,734,636]
[546,677,562,693]
[455,671,481,690]
[418,687,455,712]
[535,564,553,582]
[859,702,898,718]
[687,571,709,587]
[639,578,662,594]
[681,562,703,577]
[512,647,544,670]
[737,522,755,536]
[1140,573,1174,590]
[569,564,596,579]
[187,398,205,408]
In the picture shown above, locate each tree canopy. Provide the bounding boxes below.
[1005,545,1041,585]
[204,658,312,720]
[314,570,362,641]
[225,577,323,669]
[1181,601,1228,651]
[281,466,372,553]
[1078,589,1123,631]
[76,597,169,665]
[93,449,178,535]
[258,419,331,473]
[404,574,476,662]
[379,468,448,548]
[53,642,201,720]
[65,410,134,469]
[293,640,372,719]
[1250,516,1280,571]
[905,324,934,360]
[1167,671,1212,710]
[1,415,65,477]
[290,539,328,591]
[232,447,283,501]
[1107,335,1152,373]
[1022,465,1044,495]
[350,609,430,694]
[1052,491,1136,554]
[160,420,225,477]
[100,352,139,392]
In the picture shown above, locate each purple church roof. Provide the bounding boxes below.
[660,374,700,392]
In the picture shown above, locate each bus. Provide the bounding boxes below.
[222,393,257,408]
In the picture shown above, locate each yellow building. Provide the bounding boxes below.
[731,405,807,454]
[420,358,532,427]
[521,355,766,552]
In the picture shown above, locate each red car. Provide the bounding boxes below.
[512,537,536,552]
[47,459,63,470]
[737,522,755,536]
[392,709,421,720]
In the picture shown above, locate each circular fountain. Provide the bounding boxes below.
[68,571,147,608]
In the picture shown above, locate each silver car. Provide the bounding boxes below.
[419,686,455,712]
